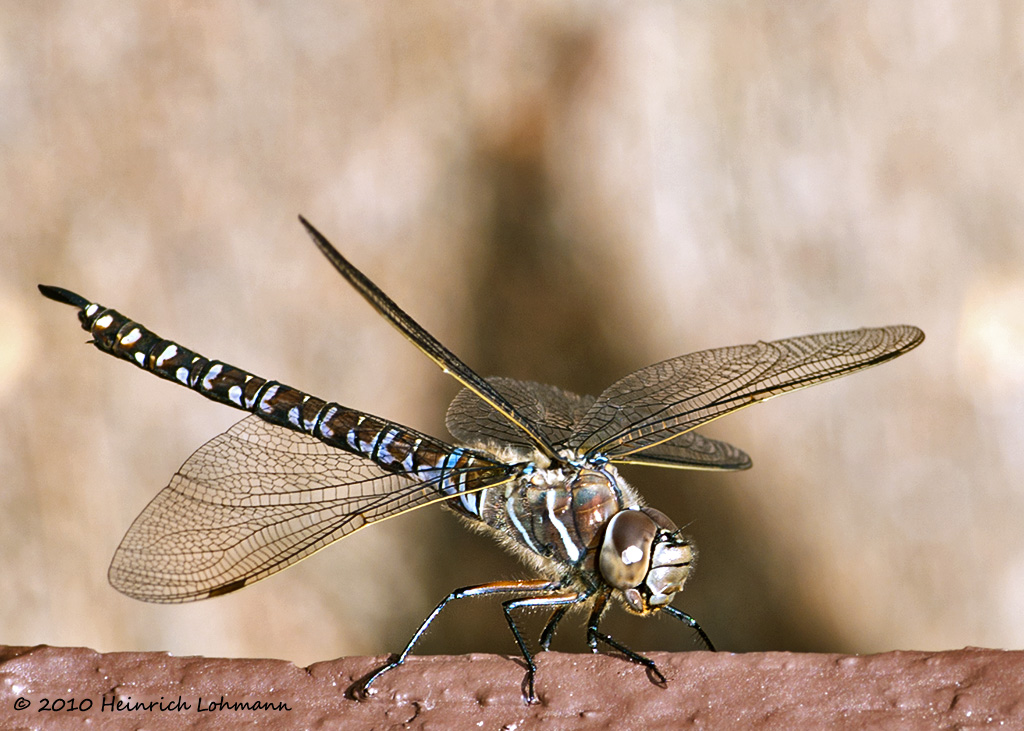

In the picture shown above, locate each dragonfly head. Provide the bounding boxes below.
[598,507,694,614]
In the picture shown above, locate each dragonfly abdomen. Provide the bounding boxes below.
[42,287,500,497]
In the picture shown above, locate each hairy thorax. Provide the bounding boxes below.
[453,444,643,583]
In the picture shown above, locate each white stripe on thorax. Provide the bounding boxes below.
[546,489,580,562]
[506,494,541,554]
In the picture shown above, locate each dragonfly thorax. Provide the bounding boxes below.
[470,461,629,572]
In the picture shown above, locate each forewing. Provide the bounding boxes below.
[300,217,558,459]
[446,377,595,450]
[572,325,924,459]
[109,415,510,603]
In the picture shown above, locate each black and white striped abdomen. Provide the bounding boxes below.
[42,286,507,504]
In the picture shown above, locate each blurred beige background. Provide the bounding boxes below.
[3,3,1023,666]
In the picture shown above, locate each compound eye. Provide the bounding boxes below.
[599,510,657,590]
[640,506,678,532]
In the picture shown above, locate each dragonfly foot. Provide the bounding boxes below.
[353,657,403,700]
[646,663,668,687]
[523,670,539,705]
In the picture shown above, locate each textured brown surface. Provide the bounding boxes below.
[0,645,1020,729]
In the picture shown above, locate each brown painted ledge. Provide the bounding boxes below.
[0,645,1020,730]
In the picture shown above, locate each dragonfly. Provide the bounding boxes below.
[40,217,924,703]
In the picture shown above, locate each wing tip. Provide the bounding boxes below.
[207,578,250,598]
[900,324,926,349]
[108,560,242,604]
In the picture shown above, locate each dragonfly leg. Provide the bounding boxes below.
[502,589,593,704]
[582,590,610,653]
[358,579,559,699]
[661,604,716,651]
[538,607,568,651]
[586,593,667,686]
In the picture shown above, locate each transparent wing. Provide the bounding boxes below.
[572,325,924,459]
[300,217,558,460]
[613,431,752,471]
[447,376,751,470]
[446,377,595,450]
[109,415,512,603]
